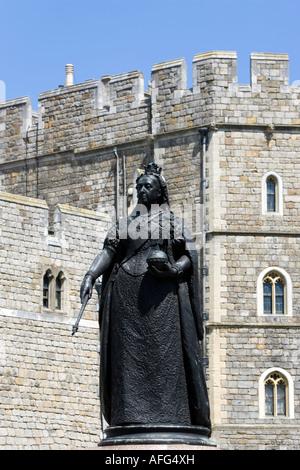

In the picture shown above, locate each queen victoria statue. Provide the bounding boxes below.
[79,162,212,446]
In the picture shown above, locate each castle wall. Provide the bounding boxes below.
[0,192,109,449]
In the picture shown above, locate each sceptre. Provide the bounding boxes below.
[71,294,89,336]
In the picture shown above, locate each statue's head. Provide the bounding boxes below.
[136,162,169,207]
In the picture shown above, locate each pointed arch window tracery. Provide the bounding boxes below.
[263,271,285,315]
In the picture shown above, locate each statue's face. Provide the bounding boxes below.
[136,175,161,207]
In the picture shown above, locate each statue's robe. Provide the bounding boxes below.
[98,209,211,433]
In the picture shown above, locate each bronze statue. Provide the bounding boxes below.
[80,162,211,443]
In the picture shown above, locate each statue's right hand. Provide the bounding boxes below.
[80,274,94,303]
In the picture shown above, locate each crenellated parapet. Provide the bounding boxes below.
[150,51,239,133]
[100,70,145,111]
[37,70,148,155]
[0,96,33,164]
[151,51,300,132]
[250,52,290,92]
[0,70,149,162]
[192,51,238,93]
[1,50,300,165]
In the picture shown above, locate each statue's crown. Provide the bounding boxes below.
[144,162,162,176]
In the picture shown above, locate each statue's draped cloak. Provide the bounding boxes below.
[98,210,211,432]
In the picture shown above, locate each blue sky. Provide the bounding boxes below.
[1,0,300,109]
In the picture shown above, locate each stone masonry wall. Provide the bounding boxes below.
[204,125,300,448]
[209,129,300,233]
[0,191,109,449]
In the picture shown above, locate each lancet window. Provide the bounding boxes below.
[262,172,283,215]
[266,176,277,211]
[264,372,288,417]
[263,271,285,315]
[259,368,294,419]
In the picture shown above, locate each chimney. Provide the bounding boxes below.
[65,64,74,86]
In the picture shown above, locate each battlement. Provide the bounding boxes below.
[0,96,33,165]
[250,52,290,90]
[38,69,145,113]
[150,50,300,133]
[1,51,300,165]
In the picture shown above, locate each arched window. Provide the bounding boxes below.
[265,372,287,416]
[43,270,53,308]
[259,368,294,419]
[257,267,292,317]
[266,176,277,212]
[262,172,283,215]
[55,275,62,310]
[263,271,285,315]
[42,268,66,313]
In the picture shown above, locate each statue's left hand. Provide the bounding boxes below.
[148,263,178,279]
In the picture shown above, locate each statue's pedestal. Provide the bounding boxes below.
[96,424,217,449]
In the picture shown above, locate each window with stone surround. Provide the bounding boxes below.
[263,271,285,315]
[43,269,53,308]
[264,372,287,416]
[267,176,276,211]
[259,368,294,419]
[55,272,64,310]
[42,267,66,314]
[262,171,283,215]
[257,267,292,317]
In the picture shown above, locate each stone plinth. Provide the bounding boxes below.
[96,424,217,450]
